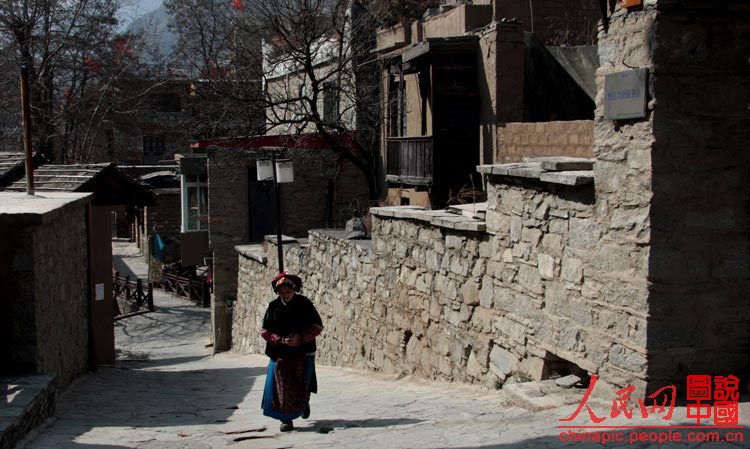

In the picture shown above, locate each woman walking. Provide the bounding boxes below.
[261,272,323,432]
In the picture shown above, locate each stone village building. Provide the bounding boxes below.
[376,0,601,207]
[169,1,381,351]
[231,0,750,395]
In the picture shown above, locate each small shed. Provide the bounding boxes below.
[0,160,155,367]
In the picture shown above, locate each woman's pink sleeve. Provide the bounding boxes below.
[261,329,282,345]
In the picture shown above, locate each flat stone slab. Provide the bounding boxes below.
[539,170,594,186]
[447,202,487,219]
[234,244,267,263]
[523,157,595,172]
[372,206,486,232]
[478,161,595,186]
[502,379,586,411]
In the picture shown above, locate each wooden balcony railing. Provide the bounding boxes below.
[386,136,433,185]
[154,266,210,307]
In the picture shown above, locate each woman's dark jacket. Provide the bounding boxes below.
[262,293,323,361]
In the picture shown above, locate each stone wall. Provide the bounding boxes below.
[0,193,90,388]
[209,147,369,351]
[234,159,648,390]
[32,198,90,387]
[233,0,750,394]
[596,0,750,388]
[496,120,594,163]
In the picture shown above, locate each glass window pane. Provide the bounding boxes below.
[198,186,208,229]
[188,186,198,230]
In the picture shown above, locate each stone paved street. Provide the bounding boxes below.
[17,242,750,449]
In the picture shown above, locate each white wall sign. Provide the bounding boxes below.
[604,68,648,120]
[96,283,104,301]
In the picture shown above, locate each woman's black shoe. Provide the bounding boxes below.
[280,420,294,432]
[302,404,310,419]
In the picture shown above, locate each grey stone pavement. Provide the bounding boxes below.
[17,241,750,449]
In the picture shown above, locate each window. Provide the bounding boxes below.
[181,173,208,232]
[323,82,339,124]
[389,76,406,137]
[150,94,181,112]
[143,135,165,156]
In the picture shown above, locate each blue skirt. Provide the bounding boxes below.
[262,353,316,421]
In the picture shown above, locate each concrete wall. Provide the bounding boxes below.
[496,120,594,163]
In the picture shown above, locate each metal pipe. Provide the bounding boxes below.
[20,65,34,195]
[272,152,284,273]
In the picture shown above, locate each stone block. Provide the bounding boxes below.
[450,257,470,276]
[471,258,486,278]
[522,227,543,246]
[608,344,647,375]
[537,253,556,279]
[568,217,601,250]
[489,344,519,377]
[510,216,523,242]
[471,307,493,333]
[425,250,442,271]
[549,218,568,235]
[467,351,486,378]
[539,157,595,172]
[446,234,466,249]
[539,171,595,186]
[540,233,564,259]
[416,272,434,293]
[461,281,480,306]
[517,264,544,295]
[561,255,584,284]
[479,277,494,308]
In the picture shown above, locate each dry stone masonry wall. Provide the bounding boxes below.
[234,160,649,391]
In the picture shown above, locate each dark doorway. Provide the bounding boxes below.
[248,167,275,242]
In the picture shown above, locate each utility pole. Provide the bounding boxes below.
[20,65,34,195]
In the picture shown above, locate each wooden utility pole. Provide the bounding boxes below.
[20,65,34,195]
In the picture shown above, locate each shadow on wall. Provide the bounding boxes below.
[646,13,750,392]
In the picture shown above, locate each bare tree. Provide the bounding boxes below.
[165,0,446,200]
[0,0,153,162]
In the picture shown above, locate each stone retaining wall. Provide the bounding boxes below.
[233,162,648,390]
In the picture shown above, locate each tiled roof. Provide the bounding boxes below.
[2,163,112,192]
